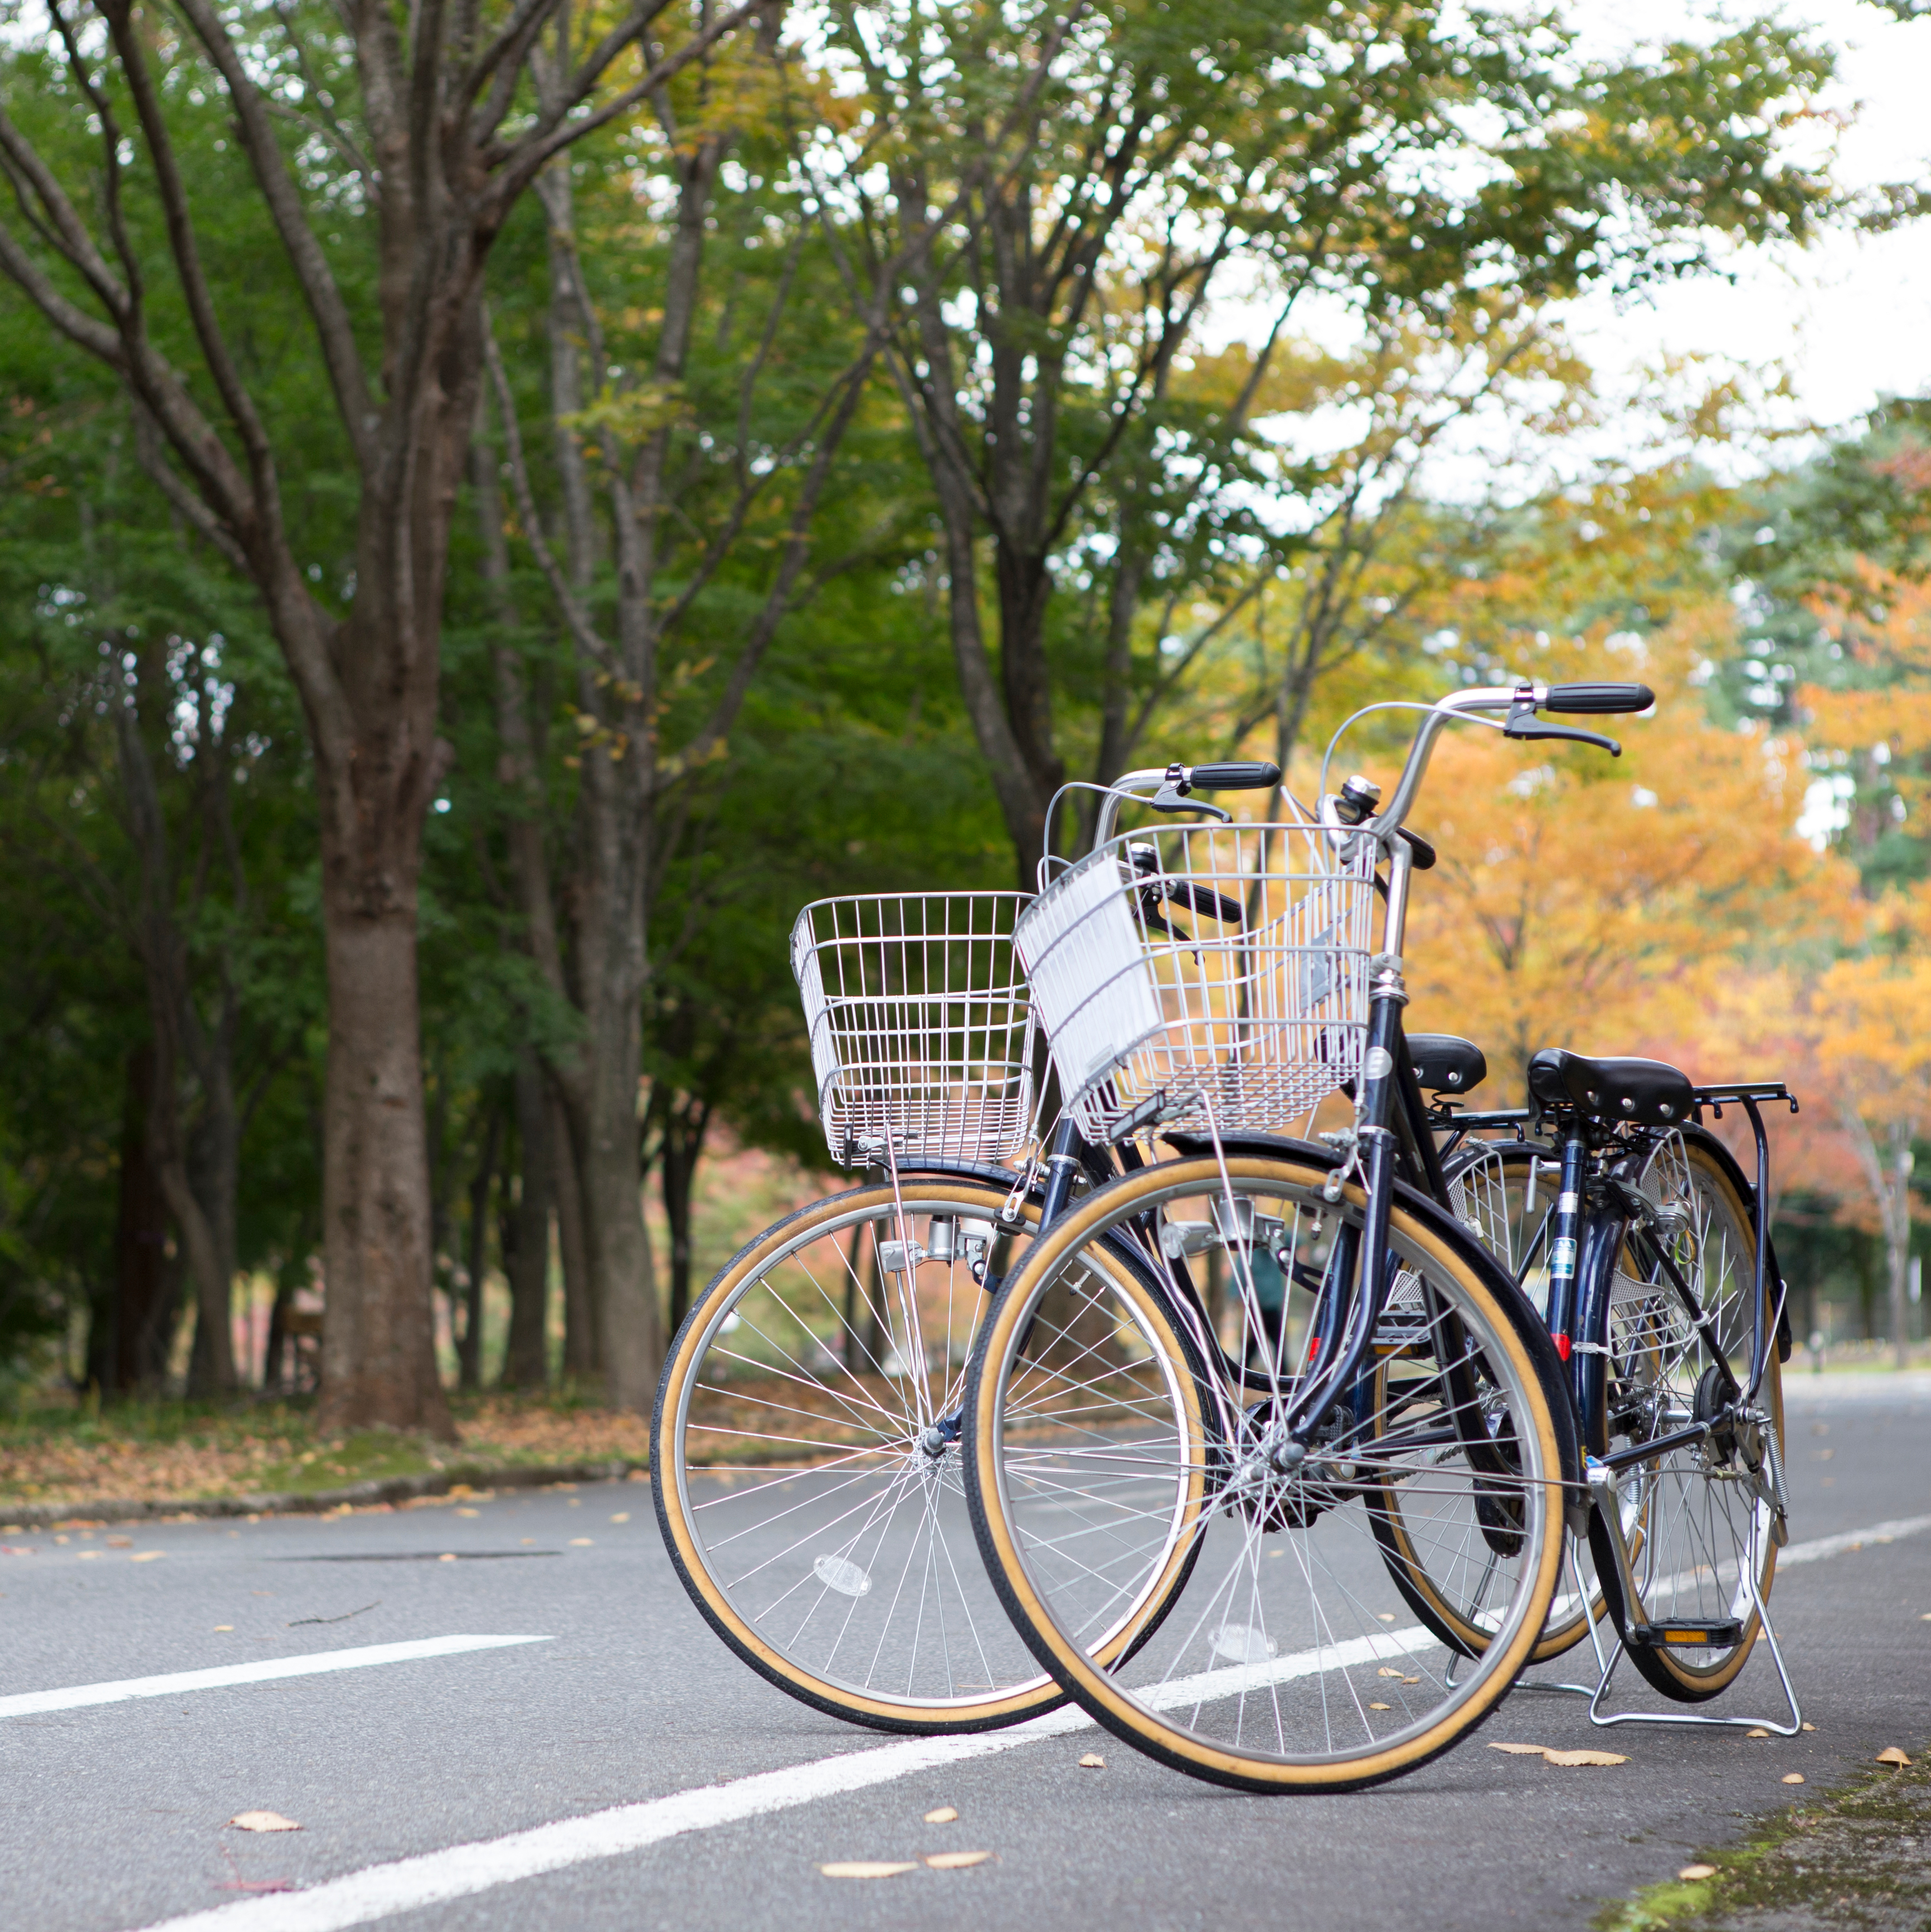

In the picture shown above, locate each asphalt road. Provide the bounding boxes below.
[2,1372,1927,1932]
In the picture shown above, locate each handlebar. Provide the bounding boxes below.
[1186,761,1281,792]
[1363,679,1646,846]
[1091,759,1282,848]
[1543,682,1654,716]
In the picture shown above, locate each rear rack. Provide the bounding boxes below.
[1692,1081,1799,1118]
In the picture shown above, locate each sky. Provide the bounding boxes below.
[1562,0,1931,455]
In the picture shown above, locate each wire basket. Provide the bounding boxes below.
[791,892,1038,1167]
[1015,820,1377,1143]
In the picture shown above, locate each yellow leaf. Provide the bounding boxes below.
[1487,1743,1550,1756]
[1802,1723,1816,1732]
[1782,1774,1806,1785]
[1747,1727,1770,1738]
[569,1538,594,1547]
[1077,1753,1106,1769]
[1876,1747,1913,1768]
[106,1536,132,1547]
[610,1513,630,1524]
[437,1553,457,1563]
[1402,1676,1421,1685]
[925,1851,994,1870]
[456,1508,479,1519]
[923,1807,958,1824]
[1677,1864,1716,1881]
[818,1862,918,1880]
[213,1626,234,1632]
[1376,1667,1405,1677]
[1376,1613,1397,1622]
[1543,1749,1628,1766]
[130,1551,165,1563]
[1369,1702,1392,1711]
[229,1812,300,1833]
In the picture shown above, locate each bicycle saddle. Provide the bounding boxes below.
[1527,1048,1693,1125]
[1407,1033,1486,1096]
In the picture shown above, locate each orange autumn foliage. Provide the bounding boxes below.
[1389,609,1839,1093]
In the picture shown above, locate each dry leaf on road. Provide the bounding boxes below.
[1487,1743,1551,1756]
[213,1626,233,1633]
[610,1513,630,1524]
[1369,1703,1391,1712]
[455,1508,479,1519]
[228,1812,300,1833]
[1543,1749,1628,1767]
[1077,1753,1105,1769]
[568,1539,594,1547]
[1677,1864,1716,1881]
[436,1554,457,1563]
[106,1536,132,1547]
[1782,1774,1806,1785]
[925,1852,994,1870]
[130,1551,165,1563]
[1876,1748,1913,1768]
[1376,1667,1405,1678]
[924,1807,959,1824]
[818,1861,918,1880]
[1747,1727,1769,1739]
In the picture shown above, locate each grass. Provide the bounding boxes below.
[1598,1743,1931,1931]
[0,1388,651,1513]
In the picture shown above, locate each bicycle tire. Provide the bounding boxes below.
[1589,1127,1784,1702]
[653,1176,1208,1734]
[965,1150,1569,1792]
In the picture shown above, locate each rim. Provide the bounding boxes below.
[984,1162,1558,1769]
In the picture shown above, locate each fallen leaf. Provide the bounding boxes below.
[1677,1864,1716,1882]
[1376,1667,1405,1678]
[1487,1743,1551,1756]
[1078,1753,1106,1769]
[455,1508,479,1519]
[924,1851,993,1870]
[1876,1747,1913,1768]
[924,1807,959,1824]
[1369,1703,1392,1711]
[568,1538,594,1547]
[107,1536,132,1547]
[818,1862,918,1880]
[77,1551,101,1560]
[1747,1727,1770,1739]
[228,1812,301,1833]
[437,1553,458,1563]
[610,1513,630,1524]
[1543,1749,1628,1767]
[130,1551,165,1563]
[1802,1723,1816,1733]
[214,1626,234,1633]
[1402,1676,1421,1685]
[1376,1613,1396,1622]
[1782,1774,1805,1785]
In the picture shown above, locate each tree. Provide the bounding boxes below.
[0,0,761,1430]
[818,0,1841,877]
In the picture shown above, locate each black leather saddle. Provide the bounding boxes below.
[1407,1034,1487,1096]
[1528,1048,1694,1126]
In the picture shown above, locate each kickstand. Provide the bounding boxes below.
[1482,1525,1803,1737]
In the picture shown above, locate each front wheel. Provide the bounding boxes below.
[965,1151,1568,1793]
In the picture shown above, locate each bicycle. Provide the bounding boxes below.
[960,677,1794,1790]
[651,773,1275,1734]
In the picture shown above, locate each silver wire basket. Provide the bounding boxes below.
[1015,820,1377,1143]
[791,892,1038,1167]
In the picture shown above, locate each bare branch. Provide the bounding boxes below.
[481,308,619,677]
[172,0,376,460]
[132,404,251,572]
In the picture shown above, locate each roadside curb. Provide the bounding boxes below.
[0,1456,650,1530]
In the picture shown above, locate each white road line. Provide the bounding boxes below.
[1777,1513,1931,1567]
[125,1508,1931,1932]
[1,1636,553,1719]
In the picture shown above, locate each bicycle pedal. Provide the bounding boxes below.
[1628,1618,1743,1649]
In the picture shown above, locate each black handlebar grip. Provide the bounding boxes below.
[1541,682,1655,716]
[1186,760,1281,791]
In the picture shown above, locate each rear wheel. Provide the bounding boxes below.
[966,1154,1565,1792]
[1594,1128,1784,1702]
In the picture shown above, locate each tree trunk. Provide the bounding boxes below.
[553,1088,599,1378]
[659,1097,709,1340]
[317,905,451,1435]
[502,1050,554,1388]
[112,1043,171,1395]
[460,1102,502,1391]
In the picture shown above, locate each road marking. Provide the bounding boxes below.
[124,1508,1931,1932]
[1,1636,552,1719]
[1777,1512,1931,1567]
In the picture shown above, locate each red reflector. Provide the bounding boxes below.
[1554,1333,1572,1362]
[1306,1335,1321,1363]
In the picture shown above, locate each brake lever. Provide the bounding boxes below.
[1147,782,1231,821]
[1503,702,1621,757]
